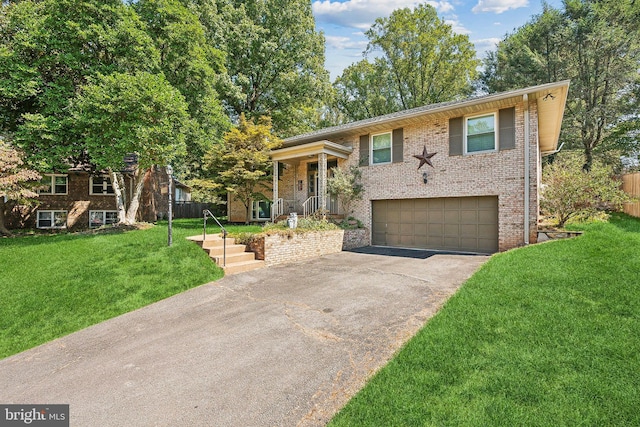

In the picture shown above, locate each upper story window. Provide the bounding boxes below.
[465,113,497,154]
[38,174,68,195]
[90,175,114,195]
[371,132,392,164]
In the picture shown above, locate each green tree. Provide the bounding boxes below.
[0,0,160,169]
[333,59,398,122]
[71,72,190,224]
[327,166,364,217]
[541,152,630,227]
[133,0,230,177]
[0,136,40,235]
[333,4,478,122]
[217,0,331,136]
[203,115,281,224]
[481,0,640,170]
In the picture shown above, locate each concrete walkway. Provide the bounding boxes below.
[0,249,488,426]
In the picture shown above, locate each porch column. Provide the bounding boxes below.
[272,160,279,221]
[318,153,327,216]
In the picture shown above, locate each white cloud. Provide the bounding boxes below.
[325,35,368,50]
[444,16,470,35]
[472,37,502,57]
[471,0,529,14]
[313,0,455,29]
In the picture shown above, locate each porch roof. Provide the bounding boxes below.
[270,140,353,163]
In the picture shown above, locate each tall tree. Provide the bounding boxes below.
[133,0,230,177]
[0,136,40,235]
[0,0,160,170]
[365,4,478,110]
[217,0,331,136]
[333,4,478,122]
[71,72,190,224]
[481,0,640,170]
[203,114,281,224]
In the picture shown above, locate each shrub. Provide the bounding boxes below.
[541,152,631,227]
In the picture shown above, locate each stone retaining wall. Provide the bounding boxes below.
[247,230,345,267]
[342,228,369,250]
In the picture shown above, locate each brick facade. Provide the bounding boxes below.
[229,82,571,253]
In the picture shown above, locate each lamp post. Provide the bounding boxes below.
[166,164,173,247]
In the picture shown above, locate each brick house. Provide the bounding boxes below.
[6,165,190,230]
[229,80,570,253]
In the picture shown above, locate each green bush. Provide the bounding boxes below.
[541,152,631,227]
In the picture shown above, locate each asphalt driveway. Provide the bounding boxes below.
[0,249,488,426]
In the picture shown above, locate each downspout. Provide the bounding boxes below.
[523,94,530,245]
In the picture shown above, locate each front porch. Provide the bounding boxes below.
[270,140,353,220]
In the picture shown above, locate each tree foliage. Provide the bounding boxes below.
[203,115,281,223]
[327,166,364,216]
[1,0,160,170]
[334,4,478,122]
[0,136,40,235]
[217,0,331,136]
[541,152,631,227]
[71,72,190,223]
[133,0,230,176]
[481,0,640,170]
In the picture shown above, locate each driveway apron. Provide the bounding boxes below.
[0,250,488,426]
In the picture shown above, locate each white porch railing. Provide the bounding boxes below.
[303,196,319,217]
[275,198,285,218]
[274,198,297,218]
[302,196,339,217]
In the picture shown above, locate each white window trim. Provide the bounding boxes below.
[89,175,115,195]
[89,210,119,228]
[370,131,393,165]
[464,112,498,155]
[37,210,67,229]
[251,200,272,221]
[38,174,68,195]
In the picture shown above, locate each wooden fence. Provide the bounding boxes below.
[173,202,211,219]
[622,173,640,218]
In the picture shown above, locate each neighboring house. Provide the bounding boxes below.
[5,165,191,230]
[229,80,570,253]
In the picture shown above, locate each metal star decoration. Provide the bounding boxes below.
[413,145,437,169]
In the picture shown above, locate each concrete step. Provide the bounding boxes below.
[187,234,264,275]
[206,244,248,257]
[186,234,236,248]
[223,260,265,275]
[211,251,257,265]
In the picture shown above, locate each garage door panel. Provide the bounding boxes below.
[372,197,498,253]
[429,210,444,223]
[461,210,478,223]
[444,224,459,236]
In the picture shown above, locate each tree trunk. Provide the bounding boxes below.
[244,199,251,225]
[0,198,11,236]
[125,168,149,225]
[110,169,127,224]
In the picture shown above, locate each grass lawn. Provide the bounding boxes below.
[330,214,640,426]
[0,219,261,359]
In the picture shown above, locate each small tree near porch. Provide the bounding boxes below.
[327,165,364,217]
[205,115,282,224]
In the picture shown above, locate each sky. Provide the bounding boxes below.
[312,0,564,81]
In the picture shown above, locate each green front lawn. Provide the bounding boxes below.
[330,214,640,426]
[0,219,260,359]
